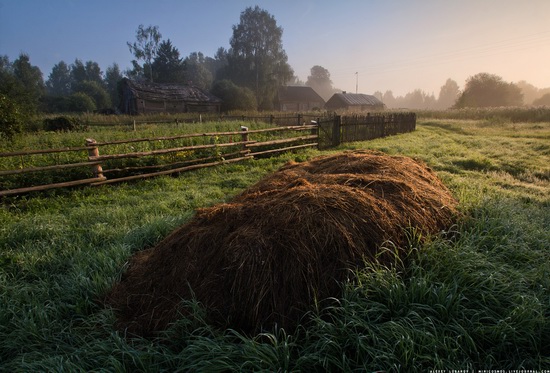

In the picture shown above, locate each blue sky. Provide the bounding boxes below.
[1,0,550,96]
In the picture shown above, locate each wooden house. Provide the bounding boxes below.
[120,78,222,115]
[276,86,325,112]
[325,92,385,111]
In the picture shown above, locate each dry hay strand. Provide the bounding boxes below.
[105,150,458,337]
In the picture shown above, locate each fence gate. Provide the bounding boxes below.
[317,116,340,149]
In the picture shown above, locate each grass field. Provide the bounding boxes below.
[1,117,549,371]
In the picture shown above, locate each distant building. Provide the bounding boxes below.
[325,92,385,111]
[119,78,222,115]
[276,86,325,112]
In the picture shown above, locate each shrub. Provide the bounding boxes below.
[43,116,83,132]
[211,80,257,112]
[67,92,97,112]
[0,93,24,138]
[533,93,550,106]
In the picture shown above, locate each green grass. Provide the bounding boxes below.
[1,118,549,371]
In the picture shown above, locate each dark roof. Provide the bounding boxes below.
[327,93,384,107]
[123,78,221,103]
[278,86,325,103]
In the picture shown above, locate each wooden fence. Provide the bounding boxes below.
[0,125,318,196]
[1,112,415,196]
[316,112,416,149]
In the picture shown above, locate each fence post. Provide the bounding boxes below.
[240,126,249,152]
[85,138,104,179]
[133,120,136,132]
[332,115,341,147]
[298,113,302,126]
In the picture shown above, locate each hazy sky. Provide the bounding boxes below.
[1,0,549,96]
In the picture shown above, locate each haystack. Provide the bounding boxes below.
[106,151,458,336]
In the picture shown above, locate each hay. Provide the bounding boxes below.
[106,151,458,336]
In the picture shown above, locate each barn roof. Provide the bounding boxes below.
[278,86,325,103]
[122,78,221,103]
[327,92,384,107]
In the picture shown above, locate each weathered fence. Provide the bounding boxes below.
[1,112,415,196]
[317,112,416,149]
[0,125,318,196]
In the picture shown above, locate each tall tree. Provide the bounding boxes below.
[225,6,293,109]
[306,65,334,101]
[70,59,103,87]
[515,80,539,105]
[382,90,396,108]
[46,61,72,96]
[437,78,460,109]
[152,39,185,84]
[1,54,45,115]
[455,73,523,108]
[105,63,123,108]
[127,24,162,82]
[184,52,213,90]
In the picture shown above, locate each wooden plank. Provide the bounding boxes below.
[102,150,249,174]
[90,125,317,146]
[90,141,249,161]
[245,135,318,148]
[91,155,252,186]
[248,143,318,157]
[0,161,101,176]
[0,177,107,197]
[92,130,245,146]
[0,146,89,158]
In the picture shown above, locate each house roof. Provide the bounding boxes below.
[123,78,221,103]
[278,86,325,103]
[327,92,384,107]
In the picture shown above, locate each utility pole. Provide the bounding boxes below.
[355,72,358,94]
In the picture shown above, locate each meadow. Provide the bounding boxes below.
[0,114,549,371]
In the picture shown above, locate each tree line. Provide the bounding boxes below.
[2,5,550,138]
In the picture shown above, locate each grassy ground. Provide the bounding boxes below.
[0,118,549,371]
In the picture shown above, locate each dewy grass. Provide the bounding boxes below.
[1,119,549,371]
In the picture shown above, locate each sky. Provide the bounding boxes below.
[1,0,550,97]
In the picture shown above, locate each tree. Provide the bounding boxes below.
[46,61,72,96]
[0,93,24,138]
[73,81,111,110]
[152,39,185,84]
[211,79,257,112]
[127,24,162,82]
[516,80,540,105]
[184,52,213,90]
[455,73,523,108]
[382,90,396,108]
[0,54,45,115]
[437,78,460,109]
[208,47,229,81]
[70,59,104,88]
[105,63,123,108]
[225,6,294,109]
[533,93,550,106]
[306,65,334,101]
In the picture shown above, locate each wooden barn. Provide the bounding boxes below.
[276,86,325,112]
[119,78,222,115]
[325,92,385,111]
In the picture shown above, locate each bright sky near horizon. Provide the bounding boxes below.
[1,0,549,96]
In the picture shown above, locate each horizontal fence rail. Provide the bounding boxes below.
[1,113,415,196]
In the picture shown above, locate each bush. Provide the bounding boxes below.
[0,93,24,138]
[533,93,550,106]
[67,92,97,112]
[211,80,257,112]
[43,116,83,132]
